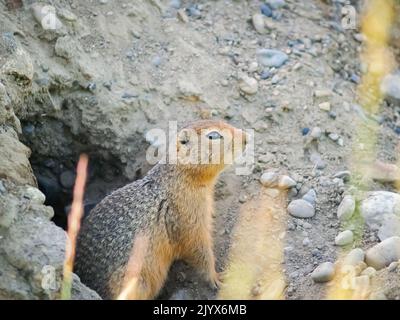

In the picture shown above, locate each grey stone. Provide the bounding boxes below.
[311,262,335,283]
[333,170,351,182]
[265,0,286,9]
[360,191,400,230]
[260,170,279,187]
[288,199,315,218]
[378,215,400,241]
[381,72,400,103]
[365,236,400,270]
[257,49,288,68]
[302,189,316,205]
[335,230,353,246]
[337,195,356,221]
[239,76,258,95]
[252,14,265,34]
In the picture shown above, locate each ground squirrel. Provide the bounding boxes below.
[75,120,248,299]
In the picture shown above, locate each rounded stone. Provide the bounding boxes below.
[257,49,288,68]
[260,170,279,187]
[365,236,400,270]
[302,189,317,205]
[288,199,315,218]
[252,13,265,34]
[311,262,335,283]
[335,230,354,246]
[337,195,356,221]
[239,76,258,95]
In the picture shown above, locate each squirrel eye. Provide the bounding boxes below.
[206,131,223,140]
[180,139,188,145]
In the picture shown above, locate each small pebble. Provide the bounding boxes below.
[328,133,339,141]
[260,70,271,79]
[239,76,258,95]
[319,102,331,111]
[314,89,332,98]
[257,49,288,68]
[335,230,354,246]
[302,189,317,206]
[252,13,265,34]
[350,73,361,84]
[288,199,315,218]
[310,127,322,140]
[311,262,335,283]
[328,111,337,119]
[333,170,351,182]
[302,127,310,136]
[260,4,272,17]
[337,195,356,221]
[260,170,279,186]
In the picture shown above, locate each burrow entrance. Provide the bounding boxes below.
[19,117,135,230]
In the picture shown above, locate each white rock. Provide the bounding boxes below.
[314,89,332,98]
[378,215,400,241]
[248,61,259,73]
[360,191,400,230]
[381,72,400,103]
[319,102,331,111]
[337,195,356,221]
[311,262,335,283]
[31,3,63,31]
[365,236,400,270]
[335,230,353,246]
[288,199,315,218]
[239,76,258,95]
[328,133,339,141]
[252,14,265,34]
[310,127,322,140]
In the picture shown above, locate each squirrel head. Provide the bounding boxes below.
[176,120,248,182]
